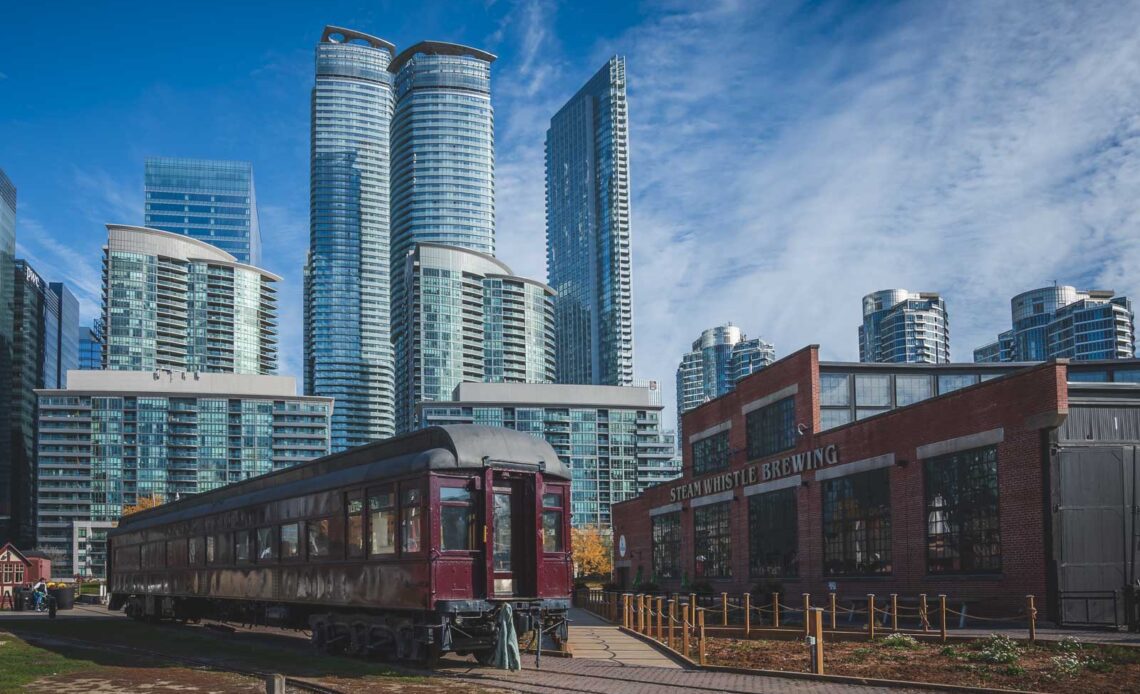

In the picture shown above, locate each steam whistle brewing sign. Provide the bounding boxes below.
[669,444,840,503]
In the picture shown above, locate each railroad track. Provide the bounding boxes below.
[6,623,344,694]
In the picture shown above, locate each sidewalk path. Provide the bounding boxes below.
[566,607,682,667]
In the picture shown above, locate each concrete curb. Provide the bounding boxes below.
[617,626,1043,694]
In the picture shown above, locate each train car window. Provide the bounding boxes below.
[166,538,188,568]
[440,486,476,551]
[307,518,332,558]
[235,530,252,563]
[280,523,300,559]
[401,485,423,553]
[189,537,203,566]
[368,487,397,557]
[346,491,365,558]
[257,527,276,561]
[206,535,216,564]
[214,533,233,564]
[542,490,565,553]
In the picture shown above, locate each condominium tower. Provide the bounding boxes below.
[394,243,555,432]
[305,27,397,450]
[103,225,278,374]
[546,56,634,386]
[974,285,1135,362]
[676,323,775,437]
[0,170,15,544]
[859,289,950,364]
[144,157,262,265]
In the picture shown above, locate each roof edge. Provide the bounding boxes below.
[321,26,395,53]
[388,40,497,74]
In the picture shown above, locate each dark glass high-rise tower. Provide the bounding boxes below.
[545,56,634,386]
[0,170,15,544]
[305,27,397,450]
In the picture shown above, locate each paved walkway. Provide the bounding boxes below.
[565,607,682,667]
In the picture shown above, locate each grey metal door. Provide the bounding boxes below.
[1054,446,1138,626]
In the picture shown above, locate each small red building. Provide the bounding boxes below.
[612,346,1140,625]
[0,543,52,604]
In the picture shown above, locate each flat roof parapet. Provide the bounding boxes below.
[388,40,497,73]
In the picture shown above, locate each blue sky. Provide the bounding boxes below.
[3,0,1139,431]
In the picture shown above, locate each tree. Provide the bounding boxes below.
[122,494,164,516]
[571,525,613,578]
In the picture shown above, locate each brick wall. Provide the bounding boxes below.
[612,347,1067,615]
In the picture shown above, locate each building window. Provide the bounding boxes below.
[854,374,891,407]
[822,468,892,575]
[925,446,1001,574]
[820,409,852,431]
[895,375,933,406]
[440,486,476,551]
[745,396,796,460]
[693,502,732,579]
[819,373,850,406]
[692,430,730,476]
[749,488,798,577]
[937,374,977,394]
[651,512,681,579]
[1,564,13,584]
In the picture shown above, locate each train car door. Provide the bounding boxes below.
[490,475,536,597]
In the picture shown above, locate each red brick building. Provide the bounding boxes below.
[0,543,52,605]
[612,346,1140,624]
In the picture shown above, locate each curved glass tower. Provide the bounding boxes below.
[305,26,396,450]
[859,289,950,364]
[389,41,496,270]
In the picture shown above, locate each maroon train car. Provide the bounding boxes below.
[107,425,573,663]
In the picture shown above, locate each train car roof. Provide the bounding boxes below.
[111,425,568,534]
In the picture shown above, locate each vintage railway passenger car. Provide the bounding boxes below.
[107,425,572,663]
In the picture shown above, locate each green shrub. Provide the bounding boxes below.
[881,633,920,650]
[939,645,958,657]
[1050,654,1083,676]
[1086,658,1113,673]
[999,664,1026,676]
[1055,636,1083,655]
[967,634,1021,664]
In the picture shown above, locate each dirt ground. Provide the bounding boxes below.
[22,666,263,693]
[705,633,1140,693]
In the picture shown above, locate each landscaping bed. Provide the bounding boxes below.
[704,632,1140,693]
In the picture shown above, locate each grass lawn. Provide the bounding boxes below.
[0,632,94,692]
[705,632,1140,692]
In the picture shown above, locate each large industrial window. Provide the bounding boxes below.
[542,490,564,552]
[749,488,798,577]
[822,468,892,575]
[925,446,1001,573]
[346,491,365,558]
[692,430,731,476]
[368,486,397,556]
[441,485,476,551]
[651,511,681,579]
[745,396,796,460]
[693,502,732,578]
[401,485,423,553]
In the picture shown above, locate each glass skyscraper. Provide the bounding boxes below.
[859,289,950,364]
[144,157,262,265]
[305,26,397,451]
[974,285,1135,362]
[79,322,103,370]
[104,225,278,375]
[36,370,332,576]
[0,170,15,544]
[546,56,634,387]
[676,324,775,438]
[394,243,555,433]
[418,382,680,530]
[10,261,78,546]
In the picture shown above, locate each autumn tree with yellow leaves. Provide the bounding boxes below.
[122,494,164,516]
[571,525,613,578]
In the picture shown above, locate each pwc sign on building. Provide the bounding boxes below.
[612,346,1140,623]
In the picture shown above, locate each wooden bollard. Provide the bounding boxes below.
[772,592,780,628]
[891,594,898,632]
[698,608,707,665]
[623,594,631,628]
[657,596,664,640]
[867,594,876,640]
[639,595,647,633]
[803,593,811,636]
[920,593,929,632]
[810,608,824,675]
[744,593,751,637]
[1027,595,1037,643]
[829,592,837,630]
[682,603,690,657]
[939,594,947,642]
[722,592,728,626]
[690,593,697,615]
[668,599,676,649]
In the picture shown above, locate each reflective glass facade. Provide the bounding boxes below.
[0,171,15,544]
[104,225,278,375]
[395,244,555,433]
[974,286,1135,362]
[79,323,103,370]
[35,371,332,577]
[144,157,261,265]
[676,324,775,438]
[859,289,950,364]
[305,27,397,451]
[546,56,634,386]
[417,382,679,530]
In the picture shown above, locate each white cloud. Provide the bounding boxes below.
[15,217,103,322]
